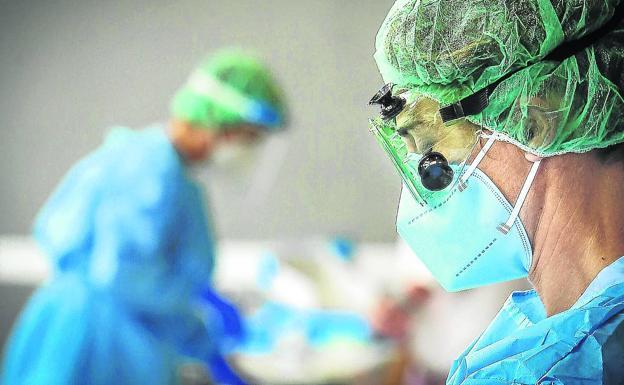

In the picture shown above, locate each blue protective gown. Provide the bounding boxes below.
[448,256,624,385]
[2,126,243,385]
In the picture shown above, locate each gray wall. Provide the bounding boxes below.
[0,0,400,242]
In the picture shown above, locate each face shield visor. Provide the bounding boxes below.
[369,83,542,291]
[369,82,543,232]
[369,83,484,206]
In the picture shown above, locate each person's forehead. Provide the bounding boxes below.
[221,124,265,140]
[396,94,441,125]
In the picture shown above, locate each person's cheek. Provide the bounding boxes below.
[479,141,532,205]
[186,131,211,161]
[196,136,210,158]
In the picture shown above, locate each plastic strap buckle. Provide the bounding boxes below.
[439,87,490,126]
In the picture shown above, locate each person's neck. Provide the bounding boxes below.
[526,154,624,317]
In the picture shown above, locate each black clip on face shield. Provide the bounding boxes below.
[369,82,406,120]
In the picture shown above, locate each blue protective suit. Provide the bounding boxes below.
[448,256,624,384]
[2,127,245,385]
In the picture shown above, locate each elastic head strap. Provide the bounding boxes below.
[439,66,521,125]
[439,87,491,125]
[497,159,541,234]
[458,135,497,190]
[187,70,281,127]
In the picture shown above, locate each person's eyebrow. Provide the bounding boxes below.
[397,126,411,136]
[398,118,427,134]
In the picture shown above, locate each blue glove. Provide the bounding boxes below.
[207,354,248,385]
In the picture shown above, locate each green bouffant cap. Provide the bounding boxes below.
[375,0,624,156]
[171,49,287,132]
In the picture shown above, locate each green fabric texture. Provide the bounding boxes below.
[171,49,287,131]
[374,0,624,156]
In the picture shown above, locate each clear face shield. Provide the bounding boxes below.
[369,82,543,232]
[369,83,484,206]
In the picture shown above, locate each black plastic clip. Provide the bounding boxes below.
[369,83,406,120]
[439,87,490,125]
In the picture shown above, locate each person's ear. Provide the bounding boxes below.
[525,152,542,162]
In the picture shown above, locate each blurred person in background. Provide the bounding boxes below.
[369,0,624,383]
[2,49,287,385]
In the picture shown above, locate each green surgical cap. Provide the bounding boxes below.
[171,49,287,131]
[375,0,624,156]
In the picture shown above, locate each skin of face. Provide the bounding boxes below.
[396,97,476,162]
[398,97,624,316]
[168,119,263,163]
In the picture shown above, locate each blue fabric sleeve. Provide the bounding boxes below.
[33,127,219,361]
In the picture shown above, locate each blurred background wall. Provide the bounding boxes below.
[0,0,400,242]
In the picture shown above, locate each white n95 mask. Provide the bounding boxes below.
[396,135,539,291]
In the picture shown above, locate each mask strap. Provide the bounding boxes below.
[497,159,541,234]
[458,135,497,191]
